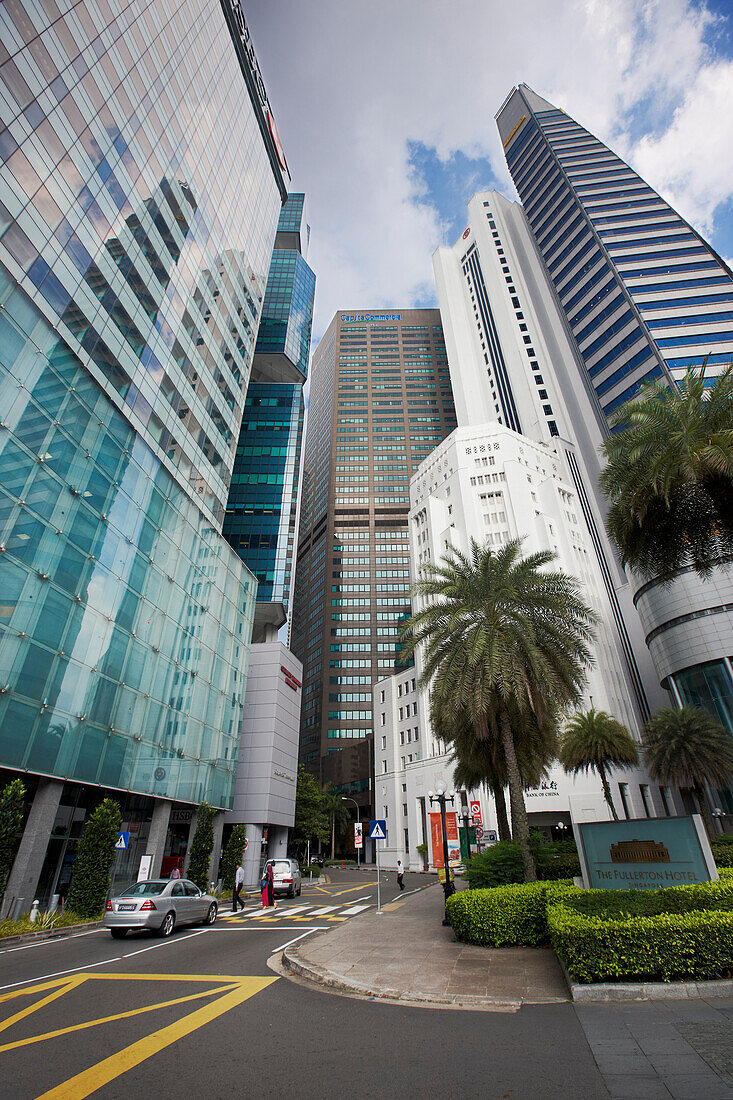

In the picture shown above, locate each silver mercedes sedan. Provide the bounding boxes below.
[104,878,218,938]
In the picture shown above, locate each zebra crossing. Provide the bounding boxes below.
[219,900,372,925]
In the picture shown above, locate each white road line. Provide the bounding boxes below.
[273,930,320,952]
[351,896,373,903]
[0,929,206,992]
[307,906,340,916]
[3,928,105,954]
[339,904,370,915]
[205,925,328,932]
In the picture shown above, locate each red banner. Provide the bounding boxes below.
[430,812,460,868]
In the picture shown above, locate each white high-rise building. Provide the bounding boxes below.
[373,191,688,870]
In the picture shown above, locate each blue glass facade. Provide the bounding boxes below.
[224,195,315,633]
[0,275,255,806]
[224,382,304,606]
[0,0,291,809]
[497,85,733,419]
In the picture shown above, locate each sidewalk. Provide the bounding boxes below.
[282,880,568,1009]
[279,882,733,1098]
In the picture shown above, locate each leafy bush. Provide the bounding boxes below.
[324,858,356,866]
[187,802,216,891]
[220,824,247,890]
[300,864,320,878]
[447,880,576,947]
[466,837,581,888]
[0,907,94,938]
[713,839,733,867]
[66,799,122,918]
[0,778,25,899]
[535,839,581,881]
[465,842,524,888]
[549,879,733,983]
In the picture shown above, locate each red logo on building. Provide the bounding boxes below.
[462,227,471,239]
[281,665,302,692]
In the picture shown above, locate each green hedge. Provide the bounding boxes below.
[549,879,733,983]
[712,839,733,867]
[446,880,575,947]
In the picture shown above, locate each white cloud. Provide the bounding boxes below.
[245,0,731,339]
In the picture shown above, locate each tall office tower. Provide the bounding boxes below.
[495,87,733,765]
[222,195,314,885]
[0,0,291,911]
[224,194,314,640]
[291,310,457,815]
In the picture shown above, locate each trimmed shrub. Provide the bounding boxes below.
[187,802,216,891]
[66,799,122,918]
[447,880,576,947]
[220,824,247,890]
[535,840,581,881]
[549,879,733,983]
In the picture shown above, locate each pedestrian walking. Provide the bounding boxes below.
[169,862,181,879]
[232,861,245,912]
[397,859,405,891]
[260,861,277,909]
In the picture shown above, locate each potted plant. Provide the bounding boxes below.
[416,842,429,871]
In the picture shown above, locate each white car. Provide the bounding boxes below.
[265,858,302,898]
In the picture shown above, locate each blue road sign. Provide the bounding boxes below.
[115,831,130,850]
[369,819,386,840]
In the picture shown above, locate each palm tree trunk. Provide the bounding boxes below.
[693,784,716,843]
[491,780,511,841]
[597,763,619,821]
[499,707,537,882]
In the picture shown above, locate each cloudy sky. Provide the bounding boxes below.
[246,0,733,343]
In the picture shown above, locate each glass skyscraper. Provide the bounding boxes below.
[0,0,292,908]
[497,85,733,419]
[224,195,314,638]
[495,86,733,800]
[291,310,457,809]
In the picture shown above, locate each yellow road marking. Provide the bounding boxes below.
[29,975,277,1099]
[0,977,83,1035]
[323,883,377,897]
[0,982,236,1053]
[0,977,77,1005]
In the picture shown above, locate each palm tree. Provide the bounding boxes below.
[401,538,595,882]
[599,364,733,582]
[559,708,639,821]
[642,706,733,840]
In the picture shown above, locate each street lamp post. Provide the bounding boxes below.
[460,806,472,864]
[342,797,361,868]
[428,782,455,925]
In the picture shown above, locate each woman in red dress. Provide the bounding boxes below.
[261,861,277,910]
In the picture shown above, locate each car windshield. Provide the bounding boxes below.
[119,881,167,897]
[271,861,291,872]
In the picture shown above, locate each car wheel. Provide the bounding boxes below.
[297,885,301,896]
[110,928,128,939]
[205,903,217,925]
[287,886,295,899]
[159,911,175,937]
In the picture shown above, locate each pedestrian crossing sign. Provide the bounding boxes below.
[369,819,386,840]
[115,831,130,850]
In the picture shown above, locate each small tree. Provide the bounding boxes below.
[0,778,25,900]
[642,706,733,840]
[66,799,122,918]
[322,785,350,860]
[187,801,216,891]
[220,824,247,890]
[559,708,639,821]
[291,765,329,859]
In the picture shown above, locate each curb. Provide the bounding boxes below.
[569,976,733,1002]
[281,945,527,1009]
[0,919,103,949]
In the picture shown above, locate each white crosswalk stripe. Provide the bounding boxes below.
[340,904,370,915]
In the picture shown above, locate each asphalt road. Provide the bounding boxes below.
[0,867,607,1099]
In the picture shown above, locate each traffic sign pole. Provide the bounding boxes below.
[369,820,387,913]
[376,835,382,913]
